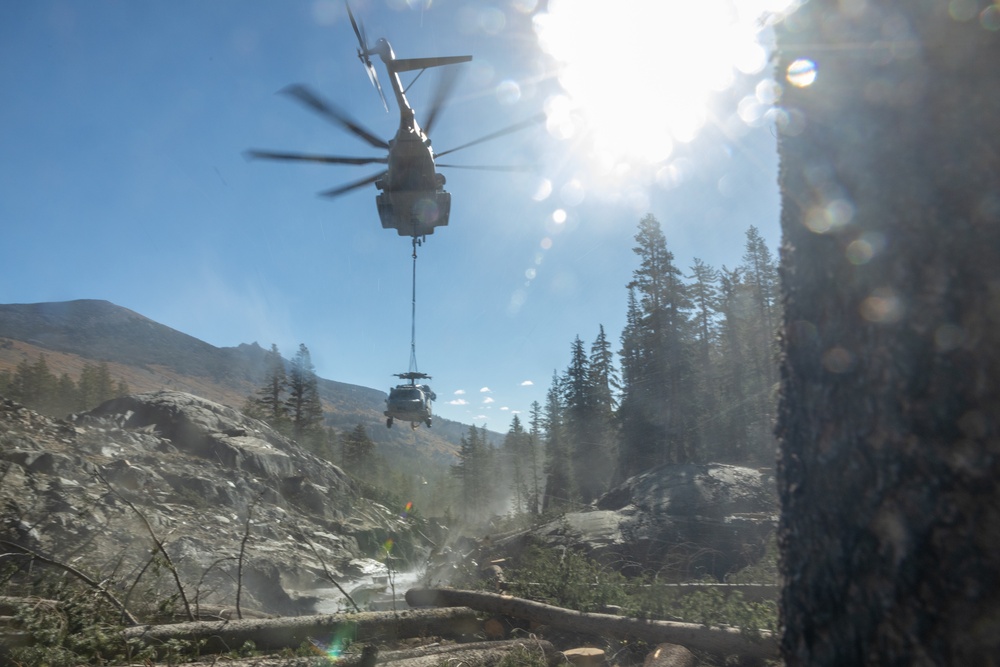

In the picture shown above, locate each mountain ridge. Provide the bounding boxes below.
[0,299,495,462]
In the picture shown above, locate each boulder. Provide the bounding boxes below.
[0,392,424,616]
[495,463,777,580]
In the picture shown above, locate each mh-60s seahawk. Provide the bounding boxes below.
[247,2,541,239]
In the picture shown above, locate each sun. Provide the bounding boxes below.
[533,0,795,166]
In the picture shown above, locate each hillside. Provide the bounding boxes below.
[0,299,493,464]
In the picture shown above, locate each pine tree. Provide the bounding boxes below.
[526,400,543,514]
[248,344,289,425]
[286,344,324,442]
[502,414,530,514]
[451,424,493,522]
[716,266,752,461]
[562,335,613,503]
[341,423,376,480]
[617,214,697,478]
[589,324,621,411]
[0,369,12,397]
[54,373,77,416]
[739,226,781,462]
[542,371,574,511]
[688,258,722,460]
[77,361,115,410]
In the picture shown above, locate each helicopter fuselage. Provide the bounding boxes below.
[370,38,451,237]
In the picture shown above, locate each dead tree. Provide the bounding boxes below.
[406,588,777,660]
[122,607,480,656]
[776,1,1000,664]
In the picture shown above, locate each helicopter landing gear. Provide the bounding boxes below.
[425,418,432,428]
[386,417,393,429]
[410,421,419,430]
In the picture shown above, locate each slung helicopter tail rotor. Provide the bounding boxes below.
[346,1,389,112]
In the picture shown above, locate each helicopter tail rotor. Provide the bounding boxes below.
[346,1,389,112]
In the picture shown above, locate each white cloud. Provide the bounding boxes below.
[454,389,466,395]
[480,387,492,393]
[449,399,468,406]
[520,380,534,386]
[500,406,510,411]
[483,397,495,404]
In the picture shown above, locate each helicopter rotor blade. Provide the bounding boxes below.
[244,149,388,166]
[436,163,532,172]
[346,1,367,54]
[423,66,461,138]
[319,170,388,199]
[281,84,389,150]
[347,2,389,112]
[366,62,389,112]
[434,112,546,159]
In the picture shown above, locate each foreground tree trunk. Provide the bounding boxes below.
[776,1,1000,665]
[406,588,777,660]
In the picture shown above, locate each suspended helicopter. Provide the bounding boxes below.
[385,371,436,429]
[246,2,542,239]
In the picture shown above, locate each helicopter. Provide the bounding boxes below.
[246,2,541,238]
[385,371,436,429]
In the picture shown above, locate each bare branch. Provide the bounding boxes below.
[295,524,361,613]
[96,472,194,622]
[0,540,139,625]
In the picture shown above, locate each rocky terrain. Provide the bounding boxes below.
[0,390,425,616]
[486,463,777,582]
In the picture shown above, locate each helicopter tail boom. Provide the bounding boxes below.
[390,55,472,73]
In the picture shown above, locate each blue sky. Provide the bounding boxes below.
[1,0,789,430]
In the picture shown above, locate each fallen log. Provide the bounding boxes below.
[378,638,560,666]
[122,607,480,656]
[405,588,777,660]
[173,639,559,667]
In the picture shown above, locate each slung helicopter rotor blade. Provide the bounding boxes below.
[434,112,546,159]
[436,163,533,172]
[244,149,388,166]
[319,170,387,199]
[282,84,389,150]
[423,66,462,138]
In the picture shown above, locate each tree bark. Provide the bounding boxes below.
[406,588,777,660]
[776,1,1000,664]
[122,607,480,656]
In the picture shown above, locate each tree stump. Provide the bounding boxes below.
[563,646,606,666]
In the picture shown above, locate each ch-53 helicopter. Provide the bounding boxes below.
[246,3,541,239]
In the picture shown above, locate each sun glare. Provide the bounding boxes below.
[534,0,796,167]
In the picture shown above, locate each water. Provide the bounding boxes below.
[311,568,426,614]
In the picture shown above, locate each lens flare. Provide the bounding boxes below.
[308,625,356,659]
[786,58,817,87]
